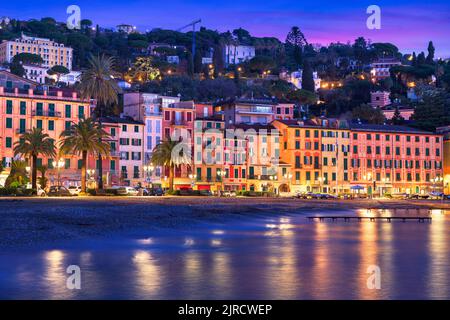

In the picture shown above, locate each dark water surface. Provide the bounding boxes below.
[0,209,449,299]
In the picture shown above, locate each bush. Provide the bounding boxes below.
[87,188,97,196]
[166,190,180,196]
[0,187,17,196]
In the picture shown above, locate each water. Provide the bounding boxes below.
[0,209,449,299]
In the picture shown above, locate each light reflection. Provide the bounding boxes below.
[184,238,195,246]
[132,250,161,297]
[137,238,153,245]
[211,230,225,235]
[211,239,222,247]
[43,250,68,299]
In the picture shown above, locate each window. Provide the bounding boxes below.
[295,141,300,149]
[48,120,54,131]
[5,137,12,148]
[77,106,84,118]
[122,125,127,132]
[65,159,70,169]
[134,125,139,133]
[133,166,140,179]
[110,128,116,137]
[156,121,161,133]
[65,105,71,118]
[20,101,26,115]
[367,134,372,140]
[65,121,71,130]
[110,160,116,171]
[48,103,55,116]
[6,100,13,114]
[6,118,12,128]
[296,130,301,137]
[37,119,43,129]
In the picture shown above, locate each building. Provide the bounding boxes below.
[370,58,401,82]
[215,99,294,127]
[0,80,91,186]
[47,70,81,86]
[381,106,414,121]
[0,70,38,90]
[23,64,48,84]
[280,70,321,91]
[437,126,450,194]
[0,33,73,70]
[224,45,255,66]
[89,116,144,187]
[116,24,136,34]
[349,123,443,195]
[370,91,391,108]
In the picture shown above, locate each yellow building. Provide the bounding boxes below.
[0,33,73,70]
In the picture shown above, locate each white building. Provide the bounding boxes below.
[167,56,180,65]
[47,70,81,86]
[117,24,136,34]
[370,58,401,81]
[224,45,255,66]
[23,64,48,84]
[281,70,321,91]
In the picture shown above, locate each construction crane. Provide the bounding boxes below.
[177,19,202,70]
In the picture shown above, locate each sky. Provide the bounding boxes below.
[1,0,450,58]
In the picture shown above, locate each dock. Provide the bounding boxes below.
[307,216,432,223]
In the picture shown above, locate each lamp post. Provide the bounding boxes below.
[381,177,390,197]
[25,165,31,188]
[217,169,227,196]
[317,176,325,193]
[363,173,373,197]
[143,163,154,188]
[189,174,197,190]
[53,159,65,187]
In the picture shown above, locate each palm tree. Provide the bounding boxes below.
[59,118,111,194]
[151,139,192,192]
[37,165,49,189]
[14,128,56,190]
[78,54,119,190]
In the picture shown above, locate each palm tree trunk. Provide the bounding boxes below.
[81,150,87,194]
[32,155,37,190]
[169,165,174,191]
[97,108,104,190]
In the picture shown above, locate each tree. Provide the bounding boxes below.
[4,160,28,188]
[247,56,276,75]
[302,59,315,92]
[59,118,111,194]
[287,89,317,105]
[10,62,25,77]
[47,65,70,84]
[78,54,119,190]
[411,89,450,131]
[426,41,435,64]
[37,165,49,189]
[13,128,56,190]
[286,26,307,68]
[151,139,191,192]
[12,53,43,65]
[127,56,161,82]
[391,106,405,125]
[352,104,386,124]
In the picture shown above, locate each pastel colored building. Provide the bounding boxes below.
[370,91,391,108]
[370,58,401,82]
[0,79,90,186]
[0,33,73,70]
[88,116,144,187]
[349,123,443,195]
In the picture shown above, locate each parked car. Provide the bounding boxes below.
[429,191,444,199]
[296,192,315,199]
[199,190,213,196]
[37,187,47,197]
[47,186,72,197]
[408,194,430,200]
[68,186,82,196]
[149,187,164,196]
[391,193,408,199]
[222,191,237,197]
[116,186,139,196]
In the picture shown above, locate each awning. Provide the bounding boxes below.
[350,185,365,190]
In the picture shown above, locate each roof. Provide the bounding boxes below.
[99,116,144,125]
[0,70,39,86]
[349,123,436,135]
[232,123,276,132]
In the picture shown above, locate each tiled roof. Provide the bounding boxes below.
[349,123,435,134]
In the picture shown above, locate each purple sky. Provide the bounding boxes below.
[2,0,450,57]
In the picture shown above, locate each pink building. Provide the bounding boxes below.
[370,91,391,108]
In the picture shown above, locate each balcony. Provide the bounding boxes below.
[236,106,273,114]
[15,128,26,134]
[32,110,62,118]
[171,119,189,126]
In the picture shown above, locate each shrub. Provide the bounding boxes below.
[0,187,17,196]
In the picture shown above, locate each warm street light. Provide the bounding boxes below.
[143,164,154,187]
[217,169,227,196]
[53,159,65,187]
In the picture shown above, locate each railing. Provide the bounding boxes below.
[32,110,62,118]
[236,106,273,114]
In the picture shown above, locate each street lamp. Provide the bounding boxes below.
[53,159,65,187]
[143,163,154,187]
[217,169,227,196]
[317,176,325,193]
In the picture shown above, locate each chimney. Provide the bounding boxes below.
[0,86,3,95]
[57,90,63,97]
[72,91,77,99]
[14,88,18,95]
[28,88,33,96]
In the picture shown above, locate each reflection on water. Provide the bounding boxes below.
[0,209,449,299]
